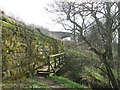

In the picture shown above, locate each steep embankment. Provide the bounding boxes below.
[0,12,64,82]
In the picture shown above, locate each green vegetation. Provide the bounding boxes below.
[58,47,111,88]
[49,76,91,89]
[2,77,50,89]
[80,66,110,87]
[65,49,85,58]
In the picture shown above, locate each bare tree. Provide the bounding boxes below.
[47,1,120,89]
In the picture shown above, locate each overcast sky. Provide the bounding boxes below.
[0,0,66,31]
[1,0,116,32]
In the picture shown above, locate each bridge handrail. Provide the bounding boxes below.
[35,52,65,70]
[49,52,65,58]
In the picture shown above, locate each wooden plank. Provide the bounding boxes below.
[49,63,56,73]
[49,53,65,58]
[37,66,48,71]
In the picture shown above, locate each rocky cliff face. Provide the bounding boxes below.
[1,13,64,82]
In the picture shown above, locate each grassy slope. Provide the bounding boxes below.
[48,76,91,89]
[59,49,110,88]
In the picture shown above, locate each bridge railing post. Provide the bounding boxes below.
[54,57,57,68]
[59,56,61,65]
[62,53,65,64]
[47,56,50,73]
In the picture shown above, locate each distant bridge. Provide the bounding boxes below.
[50,31,72,39]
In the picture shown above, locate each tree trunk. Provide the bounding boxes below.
[117,1,120,81]
[101,54,120,89]
[73,14,76,41]
[105,2,114,68]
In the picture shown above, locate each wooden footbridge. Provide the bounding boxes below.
[35,53,65,75]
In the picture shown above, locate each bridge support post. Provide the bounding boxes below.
[47,56,50,74]
[54,57,57,68]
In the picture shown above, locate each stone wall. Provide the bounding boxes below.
[1,13,64,82]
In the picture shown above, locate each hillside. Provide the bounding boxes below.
[1,12,64,81]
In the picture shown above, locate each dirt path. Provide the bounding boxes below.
[37,76,66,88]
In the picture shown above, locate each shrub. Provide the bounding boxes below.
[65,49,85,58]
